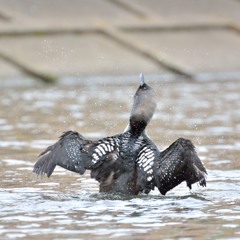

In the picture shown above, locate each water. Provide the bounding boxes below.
[0,78,240,239]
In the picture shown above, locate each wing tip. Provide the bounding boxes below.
[33,153,56,178]
[199,177,207,187]
[187,171,207,190]
[32,165,52,178]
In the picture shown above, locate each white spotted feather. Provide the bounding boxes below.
[92,137,120,165]
[136,145,155,182]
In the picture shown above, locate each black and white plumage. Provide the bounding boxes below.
[33,74,207,195]
[154,138,206,195]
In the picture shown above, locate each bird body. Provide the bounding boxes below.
[33,75,207,195]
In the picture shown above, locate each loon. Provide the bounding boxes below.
[33,74,207,195]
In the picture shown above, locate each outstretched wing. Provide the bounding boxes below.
[33,131,122,185]
[33,131,93,177]
[154,138,207,195]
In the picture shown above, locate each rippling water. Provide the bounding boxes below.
[0,78,240,239]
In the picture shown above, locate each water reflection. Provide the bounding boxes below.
[0,78,240,239]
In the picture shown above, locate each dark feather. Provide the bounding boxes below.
[33,131,92,177]
[154,138,207,195]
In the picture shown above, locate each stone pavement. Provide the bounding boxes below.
[0,0,240,84]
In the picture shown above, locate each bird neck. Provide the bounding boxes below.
[123,120,147,138]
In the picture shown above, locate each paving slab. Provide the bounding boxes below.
[0,58,23,77]
[119,0,240,26]
[123,29,240,75]
[0,33,165,78]
[0,0,240,81]
[0,0,140,31]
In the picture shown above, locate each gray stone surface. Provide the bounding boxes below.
[0,0,139,30]
[119,0,240,26]
[0,33,163,77]
[123,29,240,75]
[0,58,23,77]
[0,0,240,82]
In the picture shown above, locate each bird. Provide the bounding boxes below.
[33,73,207,195]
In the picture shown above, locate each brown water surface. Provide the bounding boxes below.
[0,77,240,239]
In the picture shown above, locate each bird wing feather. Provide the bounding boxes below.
[154,138,207,195]
[33,131,93,177]
[33,131,121,184]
